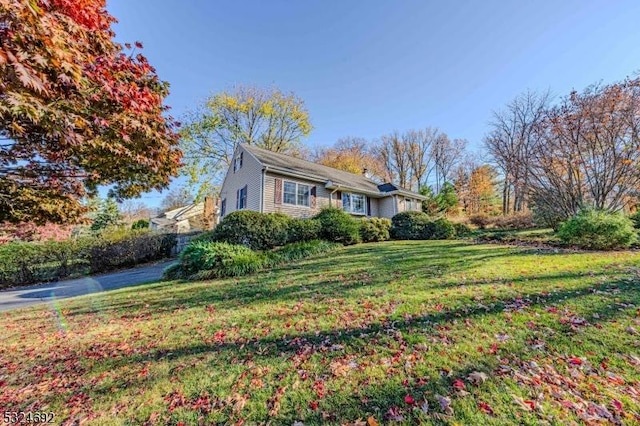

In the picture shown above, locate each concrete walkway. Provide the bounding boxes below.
[0,260,176,312]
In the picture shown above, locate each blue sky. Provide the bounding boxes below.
[106,0,640,205]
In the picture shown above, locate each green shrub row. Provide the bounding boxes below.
[0,230,176,288]
[164,239,340,281]
[389,211,456,240]
[557,209,637,250]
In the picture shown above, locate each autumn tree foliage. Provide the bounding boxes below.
[180,86,312,198]
[529,78,640,224]
[0,0,181,224]
[454,161,498,215]
[313,137,388,181]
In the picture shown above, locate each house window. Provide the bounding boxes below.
[237,185,247,209]
[342,192,366,215]
[283,181,310,206]
[406,198,418,211]
[220,198,226,217]
[233,152,243,172]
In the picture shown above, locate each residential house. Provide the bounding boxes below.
[219,144,426,220]
[151,197,217,233]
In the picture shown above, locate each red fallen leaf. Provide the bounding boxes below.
[309,400,319,411]
[489,343,499,354]
[478,401,494,415]
[568,356,582,365]
[404,394,415,405]
[453,379,466,390]
[612,399,623,411]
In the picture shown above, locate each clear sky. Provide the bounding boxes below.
[106,0,640,205]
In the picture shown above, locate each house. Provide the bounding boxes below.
[219,144,426,220]
[151,197,217,233]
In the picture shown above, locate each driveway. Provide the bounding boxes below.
[0,260,176,312]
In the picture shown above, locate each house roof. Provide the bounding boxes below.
[242,144,425,199]
[162,202,205,221]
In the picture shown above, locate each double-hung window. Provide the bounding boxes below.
[283,181,310,206]
[233,152,243,172]
[406,198,418,211]
[237,185,247,209]
[342,192,366,215]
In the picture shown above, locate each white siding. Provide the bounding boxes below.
[219,146,264,217]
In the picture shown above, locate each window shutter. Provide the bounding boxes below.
[244,185,247,209]
[336,191,342,208]
[366,197,371,216]
[240,152,243,167]
[236,189,239,209]
[274,178,282,205]
[310,186,316,208]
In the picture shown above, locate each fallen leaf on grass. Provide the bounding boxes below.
[512,395,536,411]
[367,416,379,426]
[478,401,494,415]
[467,371,488,385]
[436,394,453,415]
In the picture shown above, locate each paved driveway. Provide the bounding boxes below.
[0,260,176,312]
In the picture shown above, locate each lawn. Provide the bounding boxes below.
[1,241,639,425]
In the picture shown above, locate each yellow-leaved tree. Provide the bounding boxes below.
[179,86,312,198]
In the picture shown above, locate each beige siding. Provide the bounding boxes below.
[378,196,398,219]
[263,173,331,218]
[397,196,423,214]
[219,146,264,217]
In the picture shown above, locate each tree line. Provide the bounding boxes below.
[485,76,640,227]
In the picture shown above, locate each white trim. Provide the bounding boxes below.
[341,192,366,215]
[282,180,311,208]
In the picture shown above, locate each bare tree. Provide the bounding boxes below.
[405,128,439,191]
[431,135,466,193]
[376,131,412,188]
[160,187,194,212]
[484,90,551,214]
[118,200,153,223]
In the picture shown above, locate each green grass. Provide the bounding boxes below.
[1,241,639,425]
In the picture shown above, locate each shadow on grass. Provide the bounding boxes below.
[65,241,535,317]
[79,271,639,424]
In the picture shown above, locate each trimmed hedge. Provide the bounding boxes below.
[360,218,391,242]
[0,230,176,288]
[88,231,175,274]
[179,241,265,279]
[390,211,432,240]
[390,212,455,240]
[557,209,637,250]
[314,208,361,245]
[287,218,321,243]
[166,239,340,281]
[211,211,291,250]
[453,222,472,237]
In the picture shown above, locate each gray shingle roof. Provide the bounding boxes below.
[242,144,426,198]
[242,144,384,194]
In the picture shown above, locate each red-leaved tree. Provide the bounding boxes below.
[0,0,182,224]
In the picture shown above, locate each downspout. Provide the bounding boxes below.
[260,166,267,213]
[329,188,338,208]
[393,195,398,215]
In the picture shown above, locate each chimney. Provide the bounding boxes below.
[203,196,214,230]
